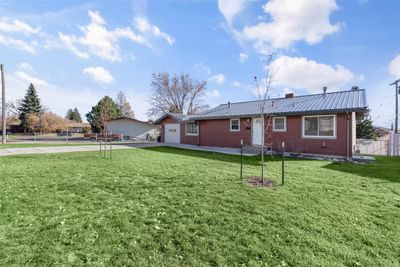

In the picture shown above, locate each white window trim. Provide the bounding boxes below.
[273,116,286,132]
[302,114,337,139]
[230,118,240,132]
[185,122,198,136]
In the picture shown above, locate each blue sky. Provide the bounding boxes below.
[0,0,399,127]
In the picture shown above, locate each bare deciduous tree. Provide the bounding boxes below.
[147,72,209,117]
[115,91,135,118]
[254,54,276,183]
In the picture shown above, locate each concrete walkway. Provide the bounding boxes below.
[0,143,256,157]
[163,143,256,156]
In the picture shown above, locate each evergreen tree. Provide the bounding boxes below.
[356,108,376,139]
[66,107,82,122]
[115,91,135,118]
[86,96,121,133]
[18,83,43,131]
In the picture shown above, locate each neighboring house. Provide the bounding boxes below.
[155,88,368,158]
[67,121,91,133]
[107,117,158,140]
[373,126,391,138]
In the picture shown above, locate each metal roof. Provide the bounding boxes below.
[186,89,367,120]
[153,112,189,124]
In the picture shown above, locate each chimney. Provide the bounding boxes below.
[323,86,327,97]
[285,93,294,98]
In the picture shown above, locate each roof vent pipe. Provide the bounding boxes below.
[323,86,327,96]
[228,102,231,108]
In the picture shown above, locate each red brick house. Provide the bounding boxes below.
[155,89,367,159]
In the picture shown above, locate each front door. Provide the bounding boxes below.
[252,118,262,145]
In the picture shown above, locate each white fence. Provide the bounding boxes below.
[389,133,400,156]
[356,132,400,156]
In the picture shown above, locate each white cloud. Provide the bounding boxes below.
[232,81,241,87]
[59,10,146,62]
[0,18,39,35]
[8,73,150,121]
[239,52,248,63]
[58,32,89,59]
[134,17,175,45]
[209,73,225,84]
[14,71,48,86]
[236,0,341,53]
[193,63,212,75]
[83,66,114,85]
[18,62,33,72]
[0,34,36,53]
[218,0,249,25]
[206,89,221,98]
[271,56,354,93]
[389,54,400,77]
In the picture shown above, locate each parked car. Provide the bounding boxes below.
[83,133,123,141]
[57,131,72,136]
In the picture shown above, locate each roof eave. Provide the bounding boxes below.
[184,107,368,120]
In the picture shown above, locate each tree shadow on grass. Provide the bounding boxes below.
[141,146,304,167]
[322,156,400,183]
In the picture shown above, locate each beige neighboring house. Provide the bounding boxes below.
[107,117,158,141]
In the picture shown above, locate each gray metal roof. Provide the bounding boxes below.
[186,89,367,120]
[153,112,189,124]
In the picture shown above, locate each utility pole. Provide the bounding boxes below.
[390,79,400,133]
[1,64,6,144]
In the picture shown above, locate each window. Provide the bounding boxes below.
[185,122,198,135]
[273,117,286,132]
[230,119,240,131]
[303,115,336,138]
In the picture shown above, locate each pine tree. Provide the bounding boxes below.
[19,83,43,131]
[86,96,122,133]
[115,91,135,118]
[66,107,82,122]
[356,108,376,139]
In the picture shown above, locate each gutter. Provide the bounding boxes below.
[186,108,368,121]
[346,111,350,161]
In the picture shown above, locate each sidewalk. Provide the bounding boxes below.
[0,143,256,157]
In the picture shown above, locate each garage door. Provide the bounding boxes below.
[164,123,180,143]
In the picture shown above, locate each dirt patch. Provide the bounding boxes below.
[246,176,275,188]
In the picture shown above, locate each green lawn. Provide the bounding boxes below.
[0,148,399,266]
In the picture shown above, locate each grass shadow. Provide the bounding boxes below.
[323,156,400,183]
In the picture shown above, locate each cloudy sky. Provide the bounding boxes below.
[0,0,399,127]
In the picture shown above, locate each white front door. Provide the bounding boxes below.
[164,123,180,143]
[252,118,262,145]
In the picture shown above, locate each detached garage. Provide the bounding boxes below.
[153,113,188,144]
[107,117,158,141]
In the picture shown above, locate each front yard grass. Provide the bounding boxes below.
[0,147,399,266]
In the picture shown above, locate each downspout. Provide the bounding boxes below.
[197,121,200,146]
[346,112,350,161]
